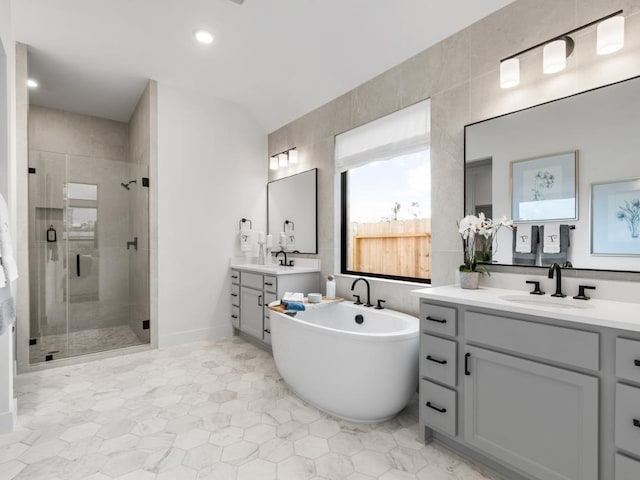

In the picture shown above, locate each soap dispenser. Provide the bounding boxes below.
[46,225,57,243]
[326,275,336,299]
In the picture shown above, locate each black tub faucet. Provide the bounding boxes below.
[548,263,566,298]
[351,278,373,307]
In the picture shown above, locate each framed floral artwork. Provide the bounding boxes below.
[510,151,578,222]
[591,178,640,256]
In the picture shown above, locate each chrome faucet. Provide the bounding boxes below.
[548,263,566,297]
[351,278,373,307]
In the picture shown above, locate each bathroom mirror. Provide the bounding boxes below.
[267,168,318,254]
[465,76,640,272]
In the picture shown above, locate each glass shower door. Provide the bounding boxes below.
[28,150,150,363]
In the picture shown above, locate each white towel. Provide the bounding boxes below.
[239,228,252,252]
[515,224,533,253]
[543,223,561,254]
[286,233,296,252]
[282,292,304,302]
[0,193,18,284]
[77,254,93,277]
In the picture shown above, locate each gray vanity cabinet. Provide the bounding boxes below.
[240,285,264,340]
[230,267,319,346]
[464,345,598,480]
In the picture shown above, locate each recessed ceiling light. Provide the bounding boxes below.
[193,29,214,45]
[27,79,38,88]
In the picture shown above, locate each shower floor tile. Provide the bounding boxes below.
[9,336,498,480]
[29,324,145,364]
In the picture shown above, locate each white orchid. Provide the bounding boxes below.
[458,213,515,273]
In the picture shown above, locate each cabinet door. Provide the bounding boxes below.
[464,346,598,480]
[240,287,264,339]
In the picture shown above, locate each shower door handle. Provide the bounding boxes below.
[76,254,80,277]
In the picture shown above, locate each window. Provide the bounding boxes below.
[336,100,431,283]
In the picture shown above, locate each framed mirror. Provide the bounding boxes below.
[465,76,640,272]
[267,168,318,254]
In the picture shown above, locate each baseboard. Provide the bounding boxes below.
[159,325,233,347]
[0,398,17,434]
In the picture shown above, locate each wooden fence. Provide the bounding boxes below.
[349,218,431,279]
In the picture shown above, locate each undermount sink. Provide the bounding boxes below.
[498,294,594,310]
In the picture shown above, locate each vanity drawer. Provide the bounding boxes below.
[615,383,640,457]
[616,338,640,384]
[231,305,240,329]
[241,272,263,290]
[616,454,640,480]
[230,284,240,306]
[230,269,240,285]
[420,302,457,337]
[420,379,456,437]
[263,275,277,293]
[420,334,457,387]
[465,311,599,371]
[264,292,277,317]
[263,317,271,344]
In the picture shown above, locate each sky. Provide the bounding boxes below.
[348,149,431,223]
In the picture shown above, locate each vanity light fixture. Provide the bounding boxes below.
[27,79,38,88]
[193,29,214,44]
[269,147,298,171]
[499,10,623,88]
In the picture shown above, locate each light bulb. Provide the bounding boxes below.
[278,153,288,167]
[597,16,624,55]
[269,156,279,170]
[288,149,298,164]
[543,39,567,74]
[193,29,214,44]
[500,58,520,88]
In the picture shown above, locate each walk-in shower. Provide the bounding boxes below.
[27,150,150,364]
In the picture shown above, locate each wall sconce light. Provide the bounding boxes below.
[500,10,624,89]
[269,147,298,171]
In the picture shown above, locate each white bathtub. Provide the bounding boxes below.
[270,301,419,423]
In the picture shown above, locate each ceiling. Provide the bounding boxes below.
[13,0,514,132]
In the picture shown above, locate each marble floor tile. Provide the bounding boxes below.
[1,336,500,480]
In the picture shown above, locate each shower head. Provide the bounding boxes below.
[121,180,137,190]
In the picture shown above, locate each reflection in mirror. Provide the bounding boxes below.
[465,76,640,272]
[267,168,317,254]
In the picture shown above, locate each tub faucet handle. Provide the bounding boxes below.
[374,299,386,310]
[353,294,362,305]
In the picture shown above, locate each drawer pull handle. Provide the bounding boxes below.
[265,282,273,286]
[258,295,263,307]
[426,355,447,365]
[465,353,471,376]
[426,402,447,414]
[634,359,640,367]
[426,316,446,324]
[634,419,640,429]
[231,275,238,279]
[231,315,238,319]
[264,329,271,334]
[231,293,238,297]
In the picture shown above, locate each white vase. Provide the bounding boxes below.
[459,271,480,289]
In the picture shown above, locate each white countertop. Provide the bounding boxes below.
[412,285,640,333]
[230,260,320,275]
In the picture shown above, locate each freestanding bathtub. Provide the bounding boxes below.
[270,301,419,423]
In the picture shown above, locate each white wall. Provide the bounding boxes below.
[157,85,267,346]
[0,0,17,434]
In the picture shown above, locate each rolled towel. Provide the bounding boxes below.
[282,300,305,311]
